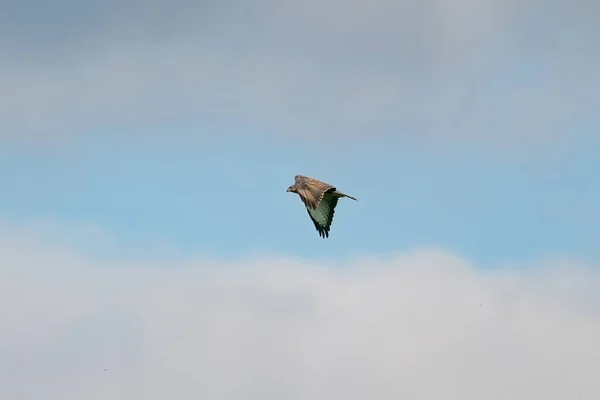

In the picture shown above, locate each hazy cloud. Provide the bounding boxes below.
[1,0,599,151]
[1,224,599,399]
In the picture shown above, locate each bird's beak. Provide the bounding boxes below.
[286,188,291,192]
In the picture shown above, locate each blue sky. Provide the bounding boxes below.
[1,0,597,268]
[2,1,600,399]
[1,130,598,264]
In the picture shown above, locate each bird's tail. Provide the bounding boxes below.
[333,191,358,201]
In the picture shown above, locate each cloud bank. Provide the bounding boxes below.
[1,0,598,151]
[1,224,599,399]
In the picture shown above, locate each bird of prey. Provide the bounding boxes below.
[286,175,357,238]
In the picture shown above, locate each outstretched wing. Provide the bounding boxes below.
[294,175,335,210]
[305,194,339,238]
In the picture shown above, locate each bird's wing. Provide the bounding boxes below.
[294,175,335,210]
[305,194,339,238]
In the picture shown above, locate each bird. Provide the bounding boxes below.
[286,175,357,238]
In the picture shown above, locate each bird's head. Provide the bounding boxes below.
[286,185,297,193]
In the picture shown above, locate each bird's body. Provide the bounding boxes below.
[286,175,357,238]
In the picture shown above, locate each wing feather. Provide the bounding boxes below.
[294,175,336,210]
[305,194,339,238]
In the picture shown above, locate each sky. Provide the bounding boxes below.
[1,0,599,399]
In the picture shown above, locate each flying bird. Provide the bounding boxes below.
[286,175,357,238]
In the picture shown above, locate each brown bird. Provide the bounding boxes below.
[286,175,357,238]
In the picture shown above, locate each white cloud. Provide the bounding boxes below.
[1,224,599,399]
[0,0,598,152]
